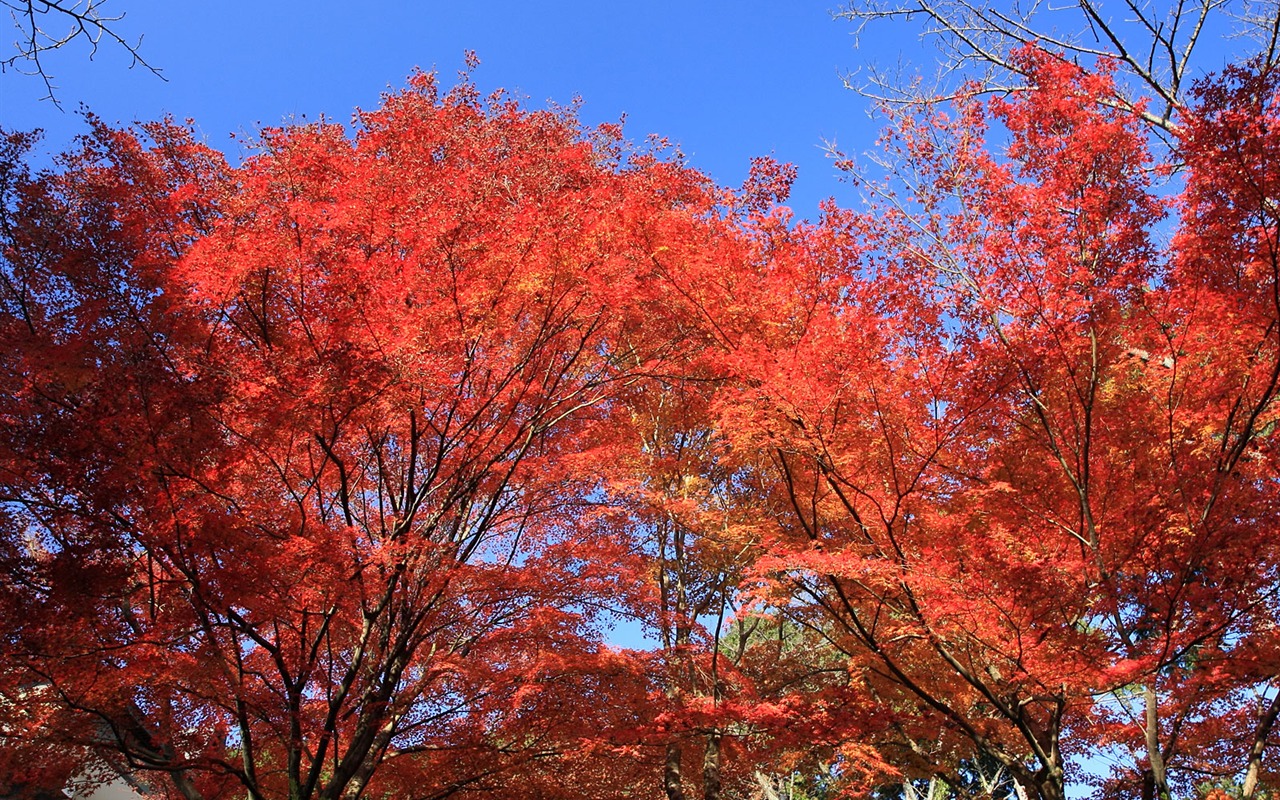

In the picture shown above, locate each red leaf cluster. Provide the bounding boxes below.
[4,54,1280,800]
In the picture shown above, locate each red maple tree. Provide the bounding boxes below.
[712,53,1280,800]
[0,72,729,800]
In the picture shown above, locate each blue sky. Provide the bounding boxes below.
[1,1,934,221]
[1,2,1255,220]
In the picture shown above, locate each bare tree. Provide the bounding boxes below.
[3,0,162,106]
[837,0,1280,134]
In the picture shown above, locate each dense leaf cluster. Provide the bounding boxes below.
[3,41,1280,800]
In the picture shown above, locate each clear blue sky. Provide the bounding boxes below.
[0,2,1255,222]
[1,1,935,220]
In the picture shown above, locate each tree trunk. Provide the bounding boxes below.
[1242,689,1280,800]
[1143,685,1170,800]
[702,731,722,800]
[665,741,687,800]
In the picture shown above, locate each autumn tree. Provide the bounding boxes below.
[0,71,731,800]
[713,51,1280,800]
[607,373,762,800]
[591,157,912,800]
[567,155,812,800]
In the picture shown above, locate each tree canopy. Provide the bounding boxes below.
[4,14,1280,800]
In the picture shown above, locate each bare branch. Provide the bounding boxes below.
[836,0,1275,135]
[2,0,164,107]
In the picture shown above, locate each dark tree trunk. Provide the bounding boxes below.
[665,741,686,800]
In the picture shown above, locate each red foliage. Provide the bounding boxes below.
[708,51,1280,800]
[0,74,728,800]
[5,50,1280,800]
